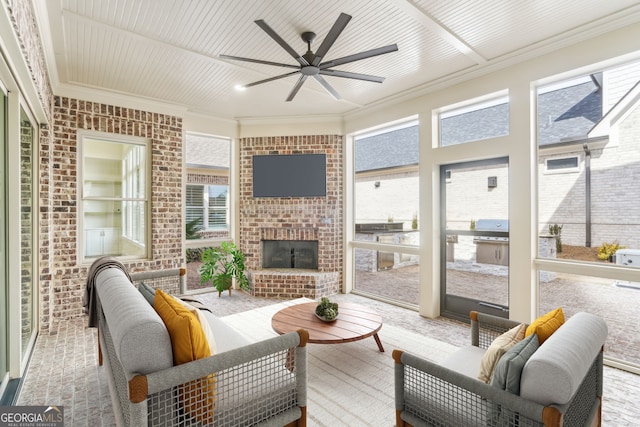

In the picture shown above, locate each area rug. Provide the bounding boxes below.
[221,298,458,427]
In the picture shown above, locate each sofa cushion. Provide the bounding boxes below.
[202,311,252,353]
[175,297,218,355]
[95,268,173,375]
[154,289,215,424]
[154,289,212,363]
[478,323,526,383]
[520,312,607,406]
[137,281,156,306]
[525,307,564,344]
[491,333,539,394]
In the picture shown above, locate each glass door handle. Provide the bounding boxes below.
[478,301,509,312]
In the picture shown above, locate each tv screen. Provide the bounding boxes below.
[253,154,326,197]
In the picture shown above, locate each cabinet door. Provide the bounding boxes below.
[85,229,104,257]
[103,228,121,255]
[85,228,121,256]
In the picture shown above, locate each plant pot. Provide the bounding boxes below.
[216,276,233,297]
[314,312,338,322]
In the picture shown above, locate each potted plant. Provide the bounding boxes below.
[199,242,249,297]
[315,297,339,322]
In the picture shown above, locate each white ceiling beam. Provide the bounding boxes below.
[390,0,488,65]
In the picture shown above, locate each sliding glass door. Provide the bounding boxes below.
[19,107,36,358]
[0,80,7,393]
[440,157,510,321]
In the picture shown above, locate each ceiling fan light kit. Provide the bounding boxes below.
[221,12,398,102]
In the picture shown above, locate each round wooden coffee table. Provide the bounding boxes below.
[271,302,384,352]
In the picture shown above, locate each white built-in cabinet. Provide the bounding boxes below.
[83,157,122,257]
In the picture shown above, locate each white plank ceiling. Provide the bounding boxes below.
[35,0,640,119]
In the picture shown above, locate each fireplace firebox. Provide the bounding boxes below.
[262,240,318,269]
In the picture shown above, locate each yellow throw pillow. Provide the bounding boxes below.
[154,289,214,424]
[174,296,217,355]
[478,323,526,383]
[525,307,564,344]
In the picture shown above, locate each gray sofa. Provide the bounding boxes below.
[94,266,308,427]
[393,310,607,427]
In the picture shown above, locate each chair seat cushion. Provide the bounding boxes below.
[440,345,486,379]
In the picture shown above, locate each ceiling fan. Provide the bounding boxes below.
[221,12,398,102]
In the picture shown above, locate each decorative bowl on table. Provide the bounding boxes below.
[315,297,339,322]
[314,311,339,322]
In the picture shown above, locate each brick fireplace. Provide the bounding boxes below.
[239,135,343,299]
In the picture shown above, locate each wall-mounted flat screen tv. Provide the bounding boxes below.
[253,153,326,197]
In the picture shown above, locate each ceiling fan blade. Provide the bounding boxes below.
[254,19,308,66]
[319,69,385,83]
[313,75,341,100]
[320,44,398,69]
[286,75,308,102]
[220,54,299,69]
[242,70,301,88]
[312,12,352,66]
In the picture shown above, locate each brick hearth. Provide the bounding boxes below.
[239,135,343,299]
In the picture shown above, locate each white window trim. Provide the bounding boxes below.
[77,130,151,264]
[544,155,580,174]
[186,183,230,231]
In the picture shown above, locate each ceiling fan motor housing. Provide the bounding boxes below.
[301,65,320,76]
[220,13,398,101]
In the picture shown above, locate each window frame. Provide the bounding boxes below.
[186,183,229,232]
[438,92,510,147]
[77,131,151,263]
[544,155,580,174]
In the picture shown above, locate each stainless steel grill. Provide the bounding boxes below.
[473,219,509,265]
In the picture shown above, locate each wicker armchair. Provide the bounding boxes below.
[393,311,606,427]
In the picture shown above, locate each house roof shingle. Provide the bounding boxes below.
[356,78,603,172]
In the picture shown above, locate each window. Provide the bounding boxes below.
[185,133,231,240]
[439,94,509,146]
[545,156,579,173]
[80,134,149,261]
[352,119,420,305]
[536,60,640,371]
[354,121,419,239]
[186,184,229,231]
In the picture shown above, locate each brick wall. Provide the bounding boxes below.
[239,135,343,298]
[49,96,183,331]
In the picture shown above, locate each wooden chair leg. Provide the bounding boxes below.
[98,328,103,366]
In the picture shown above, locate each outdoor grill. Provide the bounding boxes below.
[473,219,509,265]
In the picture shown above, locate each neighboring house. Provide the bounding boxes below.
[356,63,640,250]
[354,125,419,230]
[185,133,231,240]
[539,65,640,249]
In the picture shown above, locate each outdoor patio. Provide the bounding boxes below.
[356,263,640,367]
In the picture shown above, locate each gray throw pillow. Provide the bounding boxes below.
[138,282,156,306]
[491,333,539,394]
